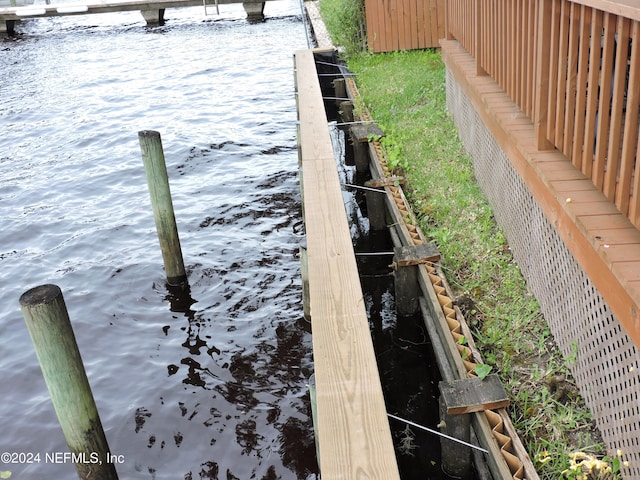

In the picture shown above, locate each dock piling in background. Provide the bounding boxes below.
[138,130,188,288]
[19,284,119,480]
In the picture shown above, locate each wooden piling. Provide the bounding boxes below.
[19,284,118,480]
[364,180,386,230]
[333,78,346,111]
[138,130,188,287]
[439,395,472,479]
[393,246,419,316]
[349,129,369,173]
[338,101,354,124]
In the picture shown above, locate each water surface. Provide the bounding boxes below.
[0,4,317,478]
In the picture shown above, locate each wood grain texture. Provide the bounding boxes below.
[294,49,400,480]
[441,38,640,349]
[364,0,444,52]
[440,375,509,415]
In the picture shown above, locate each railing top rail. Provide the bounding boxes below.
[570,0,640,21]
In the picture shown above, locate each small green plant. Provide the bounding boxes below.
[379,134,405,171]
[474,364,492,380]
[567,340,579,366]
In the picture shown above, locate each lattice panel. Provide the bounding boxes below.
[446,69,640,478]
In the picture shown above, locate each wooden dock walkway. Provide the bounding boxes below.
[294,48,400,479]
[0,0,275,33]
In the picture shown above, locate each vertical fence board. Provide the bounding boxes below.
[604,16,631,203]
[547,0,561,143]
[581,8,603,178]
[528,0,535,116]
[523,0,529,112]
[430,0,439,48]
[366,0,378,53]
[436,0,445,43]
[633,138,640,227]
[507,0,513,98]
[571,5,591,170]
[594,13,618,190]
[618,21,640,216]
[535,0,553,150]
[562,2,581,159]
[554,1,570,149]
[401,0,410,51]
[411,0,418,48]
[417,0,426,48]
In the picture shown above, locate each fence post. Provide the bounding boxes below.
[19,284,118,480]
[138,130,188,287]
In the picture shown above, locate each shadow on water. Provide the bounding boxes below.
[157,281,319,479]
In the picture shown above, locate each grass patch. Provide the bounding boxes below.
[317,18,622,480]
[317,0,366,57]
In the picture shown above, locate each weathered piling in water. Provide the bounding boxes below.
[439,374,510,479]
[138,130,188,287]
[393,243,440,316]
[349,126,370,173]
[338,101,354,124]
[439,395,472,479]
[393,246,419,316]
[333,78,346,111]
[19,284,119,480]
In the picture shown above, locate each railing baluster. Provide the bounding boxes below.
[535,0,554,150]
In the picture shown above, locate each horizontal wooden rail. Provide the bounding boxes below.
[294,48,400,479]
[570,0,640,21]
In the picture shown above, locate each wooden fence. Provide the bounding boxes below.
[446,0,640,227]
[365,0,445,52]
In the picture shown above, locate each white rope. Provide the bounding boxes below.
[387,413,489,454]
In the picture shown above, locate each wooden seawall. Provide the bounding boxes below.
[0,0,275,33]
[294,48,401,479]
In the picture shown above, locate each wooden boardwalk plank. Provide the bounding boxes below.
[294,49,400,479]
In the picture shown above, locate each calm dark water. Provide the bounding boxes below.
[0,4,318,479]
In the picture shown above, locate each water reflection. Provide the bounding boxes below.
[129,181,318,478]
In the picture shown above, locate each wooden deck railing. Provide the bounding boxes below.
[446,0,640,227]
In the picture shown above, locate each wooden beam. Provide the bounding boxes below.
[440,374,510,415]
[295,49,400,479]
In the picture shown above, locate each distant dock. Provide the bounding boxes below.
[0,0,276,33]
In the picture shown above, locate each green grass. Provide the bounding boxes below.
[316,16,622,479]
